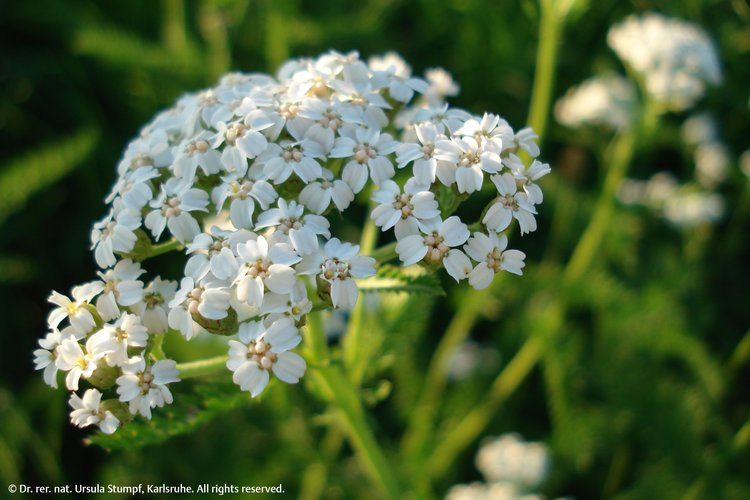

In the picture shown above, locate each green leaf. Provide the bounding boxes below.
[0,128,98,225]
[86,380,250,450]
[357,265,445,296]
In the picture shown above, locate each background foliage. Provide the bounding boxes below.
[1,0,749,498]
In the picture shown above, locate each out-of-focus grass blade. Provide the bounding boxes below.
[74,26,204,77]
[0,387,62,484]
[0,128,98,226]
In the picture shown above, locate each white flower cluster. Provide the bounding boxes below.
[555,75,636,130]
[34,50,547,434]
[607,13,721,111]
[446,433,552,500]
[618,112,731,228]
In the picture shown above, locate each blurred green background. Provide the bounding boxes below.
[1,0,750,498]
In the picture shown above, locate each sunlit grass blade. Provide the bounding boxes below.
[0,128,98,226]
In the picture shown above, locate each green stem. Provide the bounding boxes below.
[311,365,401,498]
[369,242,398,264]
[725,327,750,378]
[136,238,184,261]
[564,129,635,282]
[343,206,379,384]
[304,310,328,363]
[526,0,563,137]
[402,275,505,462]
[425,336,544,480]
[175,355,228,379]
[161,0,187,53]
[303,304,400,497]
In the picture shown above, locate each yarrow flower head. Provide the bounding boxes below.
[555,75,637,130]
[446,433,552,499]
[607,13,721,111]
[36,50,549,434]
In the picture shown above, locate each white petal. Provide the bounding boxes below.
[265,265,296,294]
[443,250,472,282]
[396,235,427,266]
[272,352,306,383]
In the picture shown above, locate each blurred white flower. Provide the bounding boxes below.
[694,142,730,189]
[476,433,551,490]
[555,75,636,130]
[607,13,721,110]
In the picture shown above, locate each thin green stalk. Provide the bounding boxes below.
[564,129,636,282]
[176,355,228,379]
[369,242,398,264]
[303,303,400,497]
[198,2,231,81]
[343,205,379,384]
[726,327,750,378]
[162,0,187,53]
[402,275,505,461]
[137,238,184,261]
[311,364,401,498]
[526,1,563,139]
[425,336,544,480]
[304,310,329,363]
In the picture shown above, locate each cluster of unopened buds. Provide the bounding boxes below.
[33,51,549,434]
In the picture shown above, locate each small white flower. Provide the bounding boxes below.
[298,238,375,310]
[116,358,180,419]
[33,328,72,388]
[69,389,120,434]
[330,125,399,192]
[226,317,306,397]
[92,259,145,321]
[168,277,231,339]
[298,169,355,214]
[129,277,177,334]
[395,216,472,282]
[395,122,447,185]
[144,181,209,243]
[184,228,256,281]
[484,173,538,234]
[90,313,149,367]
[434,136,502,193]
[370,179,440,239]
[513,127,541,158]
[261,281,312,322]
[255,198,331,256]
[465,232,526,289]
[211,176,278,229]
[453,113,510,151]
[91,208,142,268]
[234,236,301,309]
[211,119,269,173]
[55,335,114,391]
[172,131,223,179]
[256,134,325,185]
[368,52,428,103]
[510,159,551,205]
[47,283,100,334]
